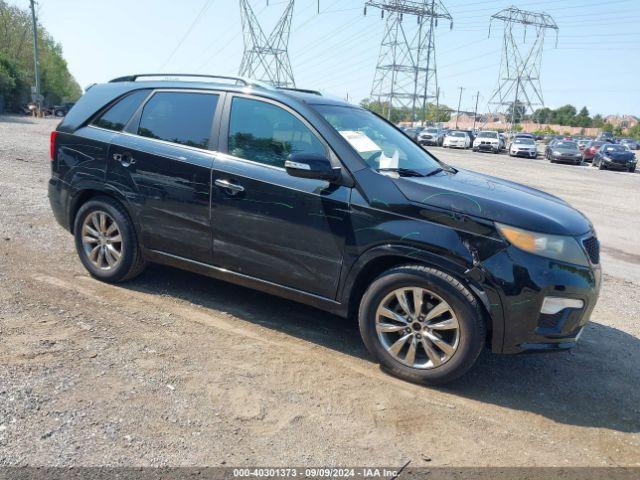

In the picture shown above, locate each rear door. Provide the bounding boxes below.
[106,89,222,263]
[211,94,351,299]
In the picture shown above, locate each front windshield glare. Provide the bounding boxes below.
[316,105,441,173]
[478,132,497,138]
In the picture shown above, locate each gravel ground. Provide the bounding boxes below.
[0,116,639,467]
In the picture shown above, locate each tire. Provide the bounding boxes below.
[73,196,146,283]
[629,166,636,173]
[358,265,486,385]
[598,160,606,170]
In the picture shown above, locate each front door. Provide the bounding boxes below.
[211,95,351,299]
[106,90,221,263]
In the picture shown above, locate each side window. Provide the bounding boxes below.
[93,90,149,131]
[228,97,326,168]
[137,92,219,149]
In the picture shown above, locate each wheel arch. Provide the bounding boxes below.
[68,185,138,235]
[340,245,502,350]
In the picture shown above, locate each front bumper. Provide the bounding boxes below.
[482,246,601,354]
[603,159,635,170]
[552,154,582,164]
[511,149,538,158]
[419,138,439,145]
[475,143,499,152]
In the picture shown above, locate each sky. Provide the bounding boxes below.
[9,0,640,116]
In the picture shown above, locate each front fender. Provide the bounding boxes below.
[339,243,506,353]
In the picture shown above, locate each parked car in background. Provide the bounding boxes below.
[620,138,640,150]
[546,140,583,165]
[499,133,507,150]
[443,130,472,149]
[52,102,76,117]
[593,143,637,172]
[582,140,604,162]
[597,131,615,143]
[462,129,476,145]
[404,127,423,141]
[508,133,535,149]
[417,128,444,146]
[509,137,538,158]
[577,139,590,151]
[473,131,502,153]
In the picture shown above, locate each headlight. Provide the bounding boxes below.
[552,151,561,156]
[496,223,590,266]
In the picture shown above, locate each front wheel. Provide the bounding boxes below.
[74,196,146,283]
[358,266,486,385]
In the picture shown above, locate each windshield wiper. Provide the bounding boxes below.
[425,167,444,177]
[377,167,425,177]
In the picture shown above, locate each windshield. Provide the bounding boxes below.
[478,131,498,138]
[603,144,626,153]
[425,128,439,134]
[449,131,466,137]
[515,138,535,145]
[316,105,441,173]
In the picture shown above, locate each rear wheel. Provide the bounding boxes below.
[630,166,636,173]
[598,160,606,170]
[74,196,146,283]
[358,265,486,385]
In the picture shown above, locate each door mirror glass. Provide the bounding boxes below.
[285,153,340,182]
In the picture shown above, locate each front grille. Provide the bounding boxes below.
[582,236,600,264]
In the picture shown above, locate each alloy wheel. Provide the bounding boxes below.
[81,210,123,270]
[375,287,460,369]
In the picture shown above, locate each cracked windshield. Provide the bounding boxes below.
[316,105,441,175]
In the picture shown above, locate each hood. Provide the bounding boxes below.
[394,169,592,236]
[603,151,634,160]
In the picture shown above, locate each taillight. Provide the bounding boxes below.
[50,131,58,161]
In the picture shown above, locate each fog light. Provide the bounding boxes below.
[541,297,584,315]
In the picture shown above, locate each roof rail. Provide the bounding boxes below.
[108,73,272,89]
[277,87,323,96]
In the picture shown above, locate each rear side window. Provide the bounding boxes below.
[228,97,325,168]
[93,90,149,131]
[137,92,219,149]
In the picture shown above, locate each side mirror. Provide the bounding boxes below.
[285,153,341,182]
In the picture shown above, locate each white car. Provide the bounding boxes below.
[443,130,471,149]
[473,131,502,153]
[509,137,538,158]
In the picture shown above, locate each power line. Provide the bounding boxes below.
[159,0,215,70]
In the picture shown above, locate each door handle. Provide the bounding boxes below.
[112,153,136,167]
[215,179,245,194]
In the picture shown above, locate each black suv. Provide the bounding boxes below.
[48,74,601,385]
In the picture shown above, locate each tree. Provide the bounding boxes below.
[0,1,80,110]
[505,101,526,124]
[359,99,451,124]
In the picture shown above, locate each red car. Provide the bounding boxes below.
[582,140,604,162]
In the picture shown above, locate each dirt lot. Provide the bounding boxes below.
[1,116,639,467]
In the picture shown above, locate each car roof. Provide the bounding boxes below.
[59,75,356,133]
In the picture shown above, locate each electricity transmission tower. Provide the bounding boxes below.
[365,1,452,123]
[239,0,296,87]
[486,7,558,128]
